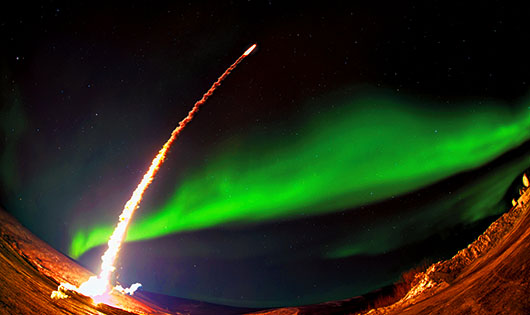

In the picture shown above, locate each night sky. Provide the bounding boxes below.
[2,0,530,308]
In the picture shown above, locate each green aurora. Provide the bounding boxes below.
[70,92,530,258]
[327,153,530,259]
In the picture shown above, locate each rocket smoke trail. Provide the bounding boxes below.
[52,44,257,303]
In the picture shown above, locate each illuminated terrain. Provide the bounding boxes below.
[0,207,261,314]
[1,172,529,314]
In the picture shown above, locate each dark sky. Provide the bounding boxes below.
[2,0,530,308]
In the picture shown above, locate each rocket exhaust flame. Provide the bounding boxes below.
[52,44,257,305]
[243,44,257,56]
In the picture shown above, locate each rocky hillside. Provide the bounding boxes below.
[361,174,530,314]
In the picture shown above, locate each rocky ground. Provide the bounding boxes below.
[0,208,170,315]
[358,185,530,315]
[247,177,530,315]
[1,177,529,314]
[0,209,258,315]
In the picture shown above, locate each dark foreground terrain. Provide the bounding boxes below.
[1,177,530,314]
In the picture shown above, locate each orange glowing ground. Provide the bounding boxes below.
[0,207,263,314]
[1,174,530,314]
